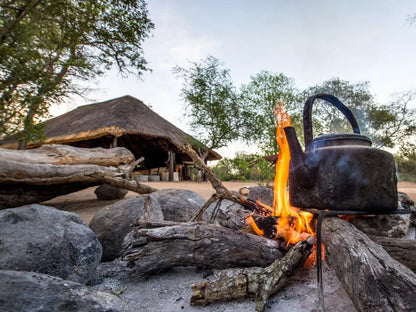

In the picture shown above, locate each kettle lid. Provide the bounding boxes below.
[309,133,372,149]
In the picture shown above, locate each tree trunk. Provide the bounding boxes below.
[121,222,286,276]
[322,217,416,312]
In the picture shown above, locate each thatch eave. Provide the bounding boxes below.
[0,96,221,162]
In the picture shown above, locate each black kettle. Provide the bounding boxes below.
[283,93,397,212]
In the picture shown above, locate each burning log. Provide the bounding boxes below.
[0,145,156,208]
[190,235,315,312]
[121,222,286,275]
[322,217,416,312]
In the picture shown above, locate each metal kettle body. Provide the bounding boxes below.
[284,94,397,212]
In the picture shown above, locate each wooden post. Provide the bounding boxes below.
[111,136,118,148]
[168,150,175,181]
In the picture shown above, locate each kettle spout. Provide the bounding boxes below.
[283,127,312,187]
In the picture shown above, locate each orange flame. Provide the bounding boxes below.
[248,101,314,244]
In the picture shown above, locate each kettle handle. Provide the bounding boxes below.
[303,93,361,147]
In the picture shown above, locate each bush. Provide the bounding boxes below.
[210,153,275,182]
[395,156,416,182]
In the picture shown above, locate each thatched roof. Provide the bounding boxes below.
[0,95,221,166]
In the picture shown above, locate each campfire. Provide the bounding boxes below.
[246,102,314,245]
[121,94,416,311]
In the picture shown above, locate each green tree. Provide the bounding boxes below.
[301,78,416,149]
[0,0,154,147]
[371,91,416,150]
[211,152,275,182]
[173,56,241,159]
[240,71,299,155]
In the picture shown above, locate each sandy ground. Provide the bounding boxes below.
[43,181,416,226]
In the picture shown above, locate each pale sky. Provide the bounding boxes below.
[52,0,416,157]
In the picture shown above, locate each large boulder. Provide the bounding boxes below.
[0,204,102,284]
[0,270,129,312]
[89,189,205,261]
[153,189,205,221]
[89,196,154,261]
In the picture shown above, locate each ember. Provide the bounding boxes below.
[247,102,314,244]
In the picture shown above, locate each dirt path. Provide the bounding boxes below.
[43,181,416,225]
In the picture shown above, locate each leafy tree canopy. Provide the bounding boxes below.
[175,56,415,158]
[173,56,241,158]
[240,71,299,155]
[301,79,416,149]
[0,0,154,146]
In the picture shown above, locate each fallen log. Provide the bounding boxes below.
[121,222,286,275]
[370,235,416,273]
[322,217,416,312]
[0,144,134,166]
[190,235,315,312]
[0,145,156,208]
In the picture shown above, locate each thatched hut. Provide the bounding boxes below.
[0,95,221,181]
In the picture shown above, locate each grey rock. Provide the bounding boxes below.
[89,196,148,261]
[89,189,205,261]
[201,199,251,230]
[0,204,102,284]
[350,213,411,238]
[247,186,274,207]
[0,270,129,312]
[152,188,205,222]
[94,184,128,200]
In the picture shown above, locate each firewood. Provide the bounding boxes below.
[0,144,134,166]
[370,235,416,273]
[190,235,315,312]
[121,222,287,275]
[322,217,416,312]
[0,145,155,208]
[182,143,264,221]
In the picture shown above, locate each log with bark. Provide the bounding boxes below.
[322,217,416,312]
[370,235,416,273]
[0,144,135,166]
[0,144,156,208]
[121,221,287,276]
[190,235,315,312]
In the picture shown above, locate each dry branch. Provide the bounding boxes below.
[322,217,416,312]
[182,143,262,221]
[121,222,286,275]
[190,236,315,312]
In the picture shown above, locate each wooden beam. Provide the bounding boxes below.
[168,150,175,181]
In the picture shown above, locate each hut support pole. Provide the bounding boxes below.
[112,136,118,148]
[168,150,175,181]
